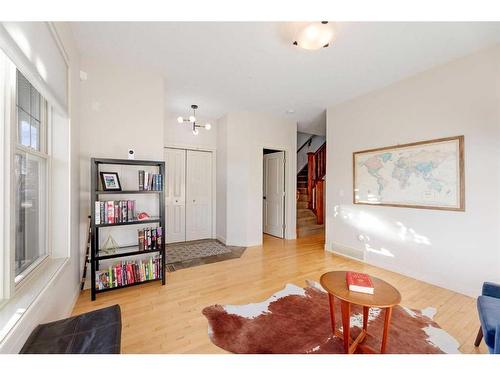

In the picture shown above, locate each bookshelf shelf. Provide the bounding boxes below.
[96,245,162,260]
[95,277,161,294]
[95,218,160,228]
[90,157,166,300]
[96,190,161,195]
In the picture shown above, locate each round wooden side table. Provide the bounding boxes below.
[320,271,402,354]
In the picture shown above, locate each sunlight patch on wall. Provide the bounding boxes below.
[365,243,395,258]
[333,205,431,246]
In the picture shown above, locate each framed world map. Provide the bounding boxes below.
[353,136,464,210]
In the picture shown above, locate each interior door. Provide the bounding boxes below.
[186,150,212,241]
[165,148,186,243]
[263,151,285,238]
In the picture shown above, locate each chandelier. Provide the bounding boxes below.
[177,105,211,135]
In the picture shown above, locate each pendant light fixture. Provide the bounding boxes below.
[177,105,211,135]
[293,21,335,50]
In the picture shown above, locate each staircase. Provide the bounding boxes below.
[297,166,325,237]
[296,142,326,238]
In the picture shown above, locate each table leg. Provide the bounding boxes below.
[328,293,336,335]
[381,307,393,354]
[363,306,369,331]
[340,300,351,354]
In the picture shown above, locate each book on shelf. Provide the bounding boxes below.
[94,200,136,224]
[95,255,162,290]
[346,271,374,294]
[138,170,163,191]
[137,227,163,251]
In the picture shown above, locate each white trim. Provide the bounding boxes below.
[5,55,16,300]
[46,23,69,68]
[262,148,286,239]
[164,145,217,240]
[14,254,49,286]
[11,70,52,289]
[216,235,227,245]
[259,143,296,242]
[325,241,365,261]
[164,142,216,152]
[0,257,67,350]
[0,51,11,301]
[0,24,68,116]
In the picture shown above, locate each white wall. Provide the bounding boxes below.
[297,132,311,149]
[79,56,164,286]
[217,112,297,246]
[326,44,500,297]
[216,115,227,243]
[0,22,81,353]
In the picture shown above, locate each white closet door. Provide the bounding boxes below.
[186,150,212,241]
[263,151,285,238]
[165,148,186,243]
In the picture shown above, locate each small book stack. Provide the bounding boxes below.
[137,227,163,251]
[95,200,136,225]
[95,255,162,290]
[346,271,374,294]
[138,170,163,191]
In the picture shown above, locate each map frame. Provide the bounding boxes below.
[353,135,465,211]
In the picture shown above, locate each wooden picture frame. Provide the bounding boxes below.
[353,135,465,211]
[100,172,122,191]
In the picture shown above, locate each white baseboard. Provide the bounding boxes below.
[216,235,227,245]
[325,241,365,262]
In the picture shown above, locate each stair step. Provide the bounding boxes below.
[297,208,316,219]
[298,195,309,202]
[297,182,307,188]
[297,188,307,194]
[297,226,324,238]
[297,201,308,209]
[298,216,317,226]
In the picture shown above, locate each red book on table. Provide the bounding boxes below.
[346,271,374,294]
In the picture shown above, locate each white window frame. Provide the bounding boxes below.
[3,59,53,291]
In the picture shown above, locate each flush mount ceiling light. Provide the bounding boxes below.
[293,21,335,50]
[177,105,211,135]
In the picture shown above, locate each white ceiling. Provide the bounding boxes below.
[71,22,500,135]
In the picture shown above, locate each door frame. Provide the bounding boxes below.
[259,143,296,244]
[263,149,286,239]
[164,145,216,241]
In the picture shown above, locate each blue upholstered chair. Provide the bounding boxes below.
[475,282,500,354]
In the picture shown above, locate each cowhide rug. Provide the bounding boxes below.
[202,280,460,354]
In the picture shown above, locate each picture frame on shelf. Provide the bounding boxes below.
[100,171,122,191]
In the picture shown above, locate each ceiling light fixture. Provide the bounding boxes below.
[293,21,335,50]
[177,105,211,135]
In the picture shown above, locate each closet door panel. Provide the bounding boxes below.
[165,148,186,243]
[186,150,212,241]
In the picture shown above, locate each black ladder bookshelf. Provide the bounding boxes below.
[90,158,166,300]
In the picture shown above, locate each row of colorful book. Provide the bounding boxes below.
[95,256,162,290]
[138,227,163,250]
[138,170,163,191]
[95,200,136,225]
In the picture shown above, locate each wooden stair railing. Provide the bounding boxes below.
[307,142,326,225]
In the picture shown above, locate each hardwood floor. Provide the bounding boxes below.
[72,233,487,354]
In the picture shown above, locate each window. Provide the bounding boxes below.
[14,70,49,281]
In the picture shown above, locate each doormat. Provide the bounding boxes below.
[166,239,246,272]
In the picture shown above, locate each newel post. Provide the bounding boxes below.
[315,179,324,225]
[307,152,315,209]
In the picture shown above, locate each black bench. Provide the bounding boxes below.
[20,304,122,354]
